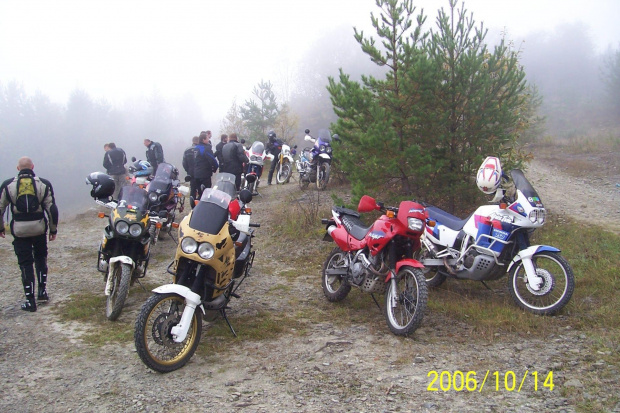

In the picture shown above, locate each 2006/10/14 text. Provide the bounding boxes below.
[427,370,554,392]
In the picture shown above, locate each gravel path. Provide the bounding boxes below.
[1,160,619,413]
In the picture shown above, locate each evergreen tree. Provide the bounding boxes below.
[601,46,620,117]
[220,99,249,140]
[328,0,532,212]
[240,80,280,141]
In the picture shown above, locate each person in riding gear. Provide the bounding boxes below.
[265,130,283,185]
[103,142,128,200]
[194,131,218,198]
[0,157,59,312]
[182,136,200,200]
[214,134,228,167]
[220,133,249,190]
[143,138,165,173]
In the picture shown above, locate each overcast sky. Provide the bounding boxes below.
[1,0,619,123]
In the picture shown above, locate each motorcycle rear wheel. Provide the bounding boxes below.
[106,262,132,321]
[134,293,202,373]
[322,247,351,301]
[508,251,575,315]
[276,161,292,184]
[316,163,330,190]
[384,266,428,336]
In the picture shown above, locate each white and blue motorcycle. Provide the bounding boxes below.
[417,157,575,315]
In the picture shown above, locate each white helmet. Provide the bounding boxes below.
[476,156,502,194]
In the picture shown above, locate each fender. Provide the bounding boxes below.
[506,245,561,273]
[105,256,135,295]
[395,259,425,274]
[152,284,205,343]
[318,153,331,160]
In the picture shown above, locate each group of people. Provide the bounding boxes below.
[0,129,277,312]
[182,131,248,202]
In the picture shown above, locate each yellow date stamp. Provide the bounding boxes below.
[427,370,554,392]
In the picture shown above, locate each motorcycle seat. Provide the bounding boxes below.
[341,214,371,241]
[333,206,360,218]
[426,206,471,231]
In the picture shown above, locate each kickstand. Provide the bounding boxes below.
[220,308,237,337]
[167,230,178,245]
[135,278,147,292]
[481,280,492,291]
[370,293,381,311]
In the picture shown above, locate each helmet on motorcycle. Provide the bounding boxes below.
[86,172,115,199]
[133,160,153,177]
[267,130,276,142]
[476,156,502,194]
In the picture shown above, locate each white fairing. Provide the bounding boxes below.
[232,214,251,234]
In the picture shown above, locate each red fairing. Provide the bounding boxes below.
[330,226,367,251]
[228,199,241,221]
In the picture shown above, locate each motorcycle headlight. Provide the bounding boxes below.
[407,218,424,232]
[197,242,215,260]
[251,155,258,161]
[129,223,143,237]
[181,237,198,254]
[528,209,546,224]
[319,145,326,152]
[148,192,158,202]
[115,221,129,235]
[326,146,332,154]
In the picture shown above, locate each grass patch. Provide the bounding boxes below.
[54,283,158,346]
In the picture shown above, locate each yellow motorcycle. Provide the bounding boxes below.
[134,173,258,372]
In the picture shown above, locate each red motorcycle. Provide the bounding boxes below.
[321,195,431,336]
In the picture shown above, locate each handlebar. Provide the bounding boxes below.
[249,223,261,228]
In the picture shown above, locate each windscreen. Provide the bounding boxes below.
[250,141,265,155]
[117,185,149,211]
[511,169,541,200]
[190,189,231,234]
[317,129,332,144]
[149,162,175,193]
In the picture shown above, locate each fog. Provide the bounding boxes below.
[1,0,619,219]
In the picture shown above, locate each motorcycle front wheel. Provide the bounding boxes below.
[106,262,132,321]
[316,162,330,190]
[134,293,202,373]
[384,266,428,336]
[508,251,575,315]
[299,174,309,190]
[276,161,292,184]
[322,247,351,301]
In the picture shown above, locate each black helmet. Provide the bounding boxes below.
[267,130,276,141]
[86,172,115,199]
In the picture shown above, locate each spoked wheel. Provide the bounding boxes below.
[322,247,351,301]
[508,251,575,315]
[276,161,292,184]
[106,262,132,321]
[316,162,330,190]
[384,266,428,336]
[134,293,202,373]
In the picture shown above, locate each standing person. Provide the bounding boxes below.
[103,142,128,200]
[0,157,59,312]
[103,143,110,152]
[265,130,283,186]
[182,136,200,200]
[214,134,228,167]
[221,133,249,190]
[193,131,218,198]
[143,138,165,174]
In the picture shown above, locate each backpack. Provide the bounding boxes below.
[14,175,40,214]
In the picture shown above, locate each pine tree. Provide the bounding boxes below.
[240,80,280,141]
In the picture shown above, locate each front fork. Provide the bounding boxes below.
[508,245,561,292]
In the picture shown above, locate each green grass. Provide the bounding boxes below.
[54,282,157,346]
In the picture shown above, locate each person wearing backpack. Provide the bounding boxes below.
[0,157,59,312]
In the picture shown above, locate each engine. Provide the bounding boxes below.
[350,251,387,294]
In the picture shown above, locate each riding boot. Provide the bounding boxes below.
[20,265,37,312]
[35,257,49,301]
